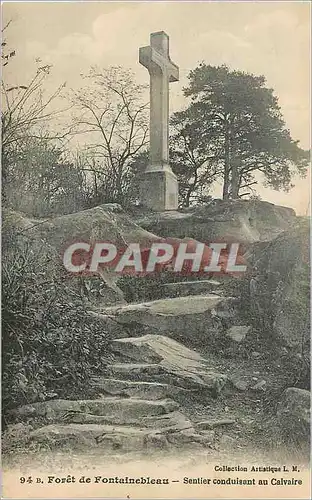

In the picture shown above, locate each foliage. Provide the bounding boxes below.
[2,229,112,419]
[3,139,88,216]
[170,64,309,202]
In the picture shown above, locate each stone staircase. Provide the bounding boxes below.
[9,278,248,455]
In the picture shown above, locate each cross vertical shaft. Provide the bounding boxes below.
[139,31,179,171]
[138,31,179,211]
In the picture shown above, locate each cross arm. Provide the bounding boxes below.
[139,45,179,82]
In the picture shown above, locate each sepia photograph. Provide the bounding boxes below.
[1,1,311,498]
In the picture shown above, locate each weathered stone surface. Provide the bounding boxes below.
[55,408,192,431]
[91,378,187,400]
[29,419,210,451]
[100,295,229,347]
[106,362,227,394]
[135,200,296,243]
[29,424,166,451]
[159,279,222,298]
[107,335,228,394]
[242,220,310,368]
[277,387,310,445]
[226,325,251,343]
[10,397,179,423]
[3,205,161,306]
[111,334,206,366]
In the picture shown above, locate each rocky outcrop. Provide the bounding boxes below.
[242,220,310,356]
[134,200,296,244]
[3,204,166,306]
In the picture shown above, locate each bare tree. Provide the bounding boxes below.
[1,26,77,214]
[71,66,149,205]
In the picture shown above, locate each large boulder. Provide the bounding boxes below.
[277,387,310,449]
[242,220,310,355]
[2,205,162,306]
[134,199,296,244]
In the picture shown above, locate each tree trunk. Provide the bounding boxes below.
[231,157,240,199]
[223,121,230,200]
[185,187,192,207]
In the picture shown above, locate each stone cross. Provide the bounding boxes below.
[139,31,179,211]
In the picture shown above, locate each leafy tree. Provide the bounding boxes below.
[170,109,222,207]
[4,139,86,216]
[171,64,309,200]
[71,66,149,205]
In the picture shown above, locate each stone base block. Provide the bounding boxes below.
[139,169,178,211]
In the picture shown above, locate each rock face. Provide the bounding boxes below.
[242,220,310,357]
[277,388,310,448]
[134,200,296,244]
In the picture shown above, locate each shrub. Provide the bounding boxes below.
[2,229,111,422]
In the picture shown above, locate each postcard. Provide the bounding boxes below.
[2,1,310,499]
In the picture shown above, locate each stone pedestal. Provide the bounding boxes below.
[139,169,178,211]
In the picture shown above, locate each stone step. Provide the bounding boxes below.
[111,334,206,366]
[107,363,167,381]
[10,397,179,424]
[91,378,188,400]
[106,362,185,387]
[106,361,227,395]
[29,423,209,452]
[95,295,237,347]
[108,335,228,396]
[159,279,222,298]
[29,424,165,452]
[48,408,193,430]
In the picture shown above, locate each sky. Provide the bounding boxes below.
[3,1,311,214]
